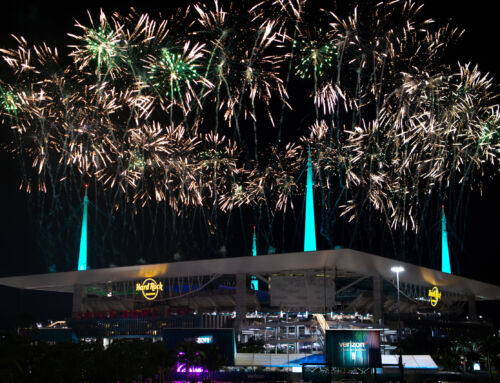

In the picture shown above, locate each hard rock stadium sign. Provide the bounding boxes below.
[428,286,442,307]
[136,278,164,300]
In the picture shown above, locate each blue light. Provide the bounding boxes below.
[77,191,89,271]
[441,206,451,274]
[250,277,259,290]
[304,148,317,251]
[251,226,258,290]
[252,226,257,257]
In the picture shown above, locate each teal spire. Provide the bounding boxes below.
[304,147,317,251]
[251,225,259,290]
[252,225,257,257]
[441,205,451,274]
[77,185,89,271]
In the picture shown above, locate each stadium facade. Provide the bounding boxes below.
[1,248,499,374]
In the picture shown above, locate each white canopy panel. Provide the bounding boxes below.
[382,354,438,369]
[0,249,499,300]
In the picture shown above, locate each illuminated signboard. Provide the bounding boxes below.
[428,286,442,307]
[163,328,236,365]
[195,335,213,344]
[325,330,381,368]
[136,278,163,300]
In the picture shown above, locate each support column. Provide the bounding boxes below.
[235,273,247,330]
[468,295,477,321]
[373,276,384,325]
[72,284,86,318]
[275,327,278,354]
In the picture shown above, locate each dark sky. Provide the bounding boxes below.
[0,0,498,284]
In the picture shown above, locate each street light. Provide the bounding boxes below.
[391,266,405,382]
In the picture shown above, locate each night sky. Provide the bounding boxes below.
[0,0,498,286]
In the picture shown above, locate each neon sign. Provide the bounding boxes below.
[196,335,213,344]
[176,364,205,374]
[176,352,207,374]
[428,286,442,307]
[136,278,163,300]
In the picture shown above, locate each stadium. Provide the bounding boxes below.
[1,0,499,381]
[1,248,499,381]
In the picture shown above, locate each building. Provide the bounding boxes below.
[1,248,499,372]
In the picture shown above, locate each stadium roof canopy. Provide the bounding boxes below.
[1,249,499,300]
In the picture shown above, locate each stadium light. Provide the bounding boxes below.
[391,265,404,382]
[391,266,404,273]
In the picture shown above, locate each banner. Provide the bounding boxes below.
[325,329,381,368]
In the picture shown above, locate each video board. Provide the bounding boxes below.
[325,329,382,368]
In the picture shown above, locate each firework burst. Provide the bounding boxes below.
[1,0,498,268]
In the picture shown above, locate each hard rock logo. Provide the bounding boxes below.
[428,286,442,307]
[136,278,164,300]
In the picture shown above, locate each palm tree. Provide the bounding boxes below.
[199,344,226,382]
[0,332,30,382]
[477,333,500,382]
[147,342,177,383]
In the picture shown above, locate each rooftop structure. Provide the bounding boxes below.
[1,249,498,321]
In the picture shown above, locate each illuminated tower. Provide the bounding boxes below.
[252,225,257,257]
[441,205,451,274]
[304,148,317,251]
[250,226,259,290]
[77,185,89,271]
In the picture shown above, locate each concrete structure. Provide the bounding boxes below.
[1,249,499,354]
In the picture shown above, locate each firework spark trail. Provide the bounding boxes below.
[0,0,498,267]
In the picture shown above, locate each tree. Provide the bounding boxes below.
[102,339,144,383]
[145,341,177,382]
[477,333,500,382]
[198,344,226,383]
[0,332,30,382]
